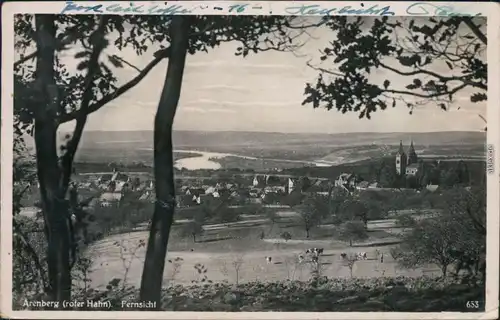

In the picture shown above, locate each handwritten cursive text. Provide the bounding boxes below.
[406,2,482,17]
[285,4,395,16]
[61,1,193,15]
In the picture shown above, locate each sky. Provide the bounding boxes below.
[26,16,487,134]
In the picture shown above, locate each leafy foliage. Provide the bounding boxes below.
[297,195,325,238]
[303,16,487,120]
[337,221,369,246]
[392,186,485,279]
[182,220,204,243]
[394,213,417,229]
[280,231,292,241]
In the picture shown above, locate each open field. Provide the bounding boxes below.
[84,210,441,290]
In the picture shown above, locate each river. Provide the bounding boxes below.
[169,149,336,171]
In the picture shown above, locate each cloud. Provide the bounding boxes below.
[182,107,236,114]
[182,107,207,114]
[199,84,248,92]
[182,99,298,108]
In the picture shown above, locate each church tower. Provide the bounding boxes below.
[395,140,407,175]
[407,140,418,166]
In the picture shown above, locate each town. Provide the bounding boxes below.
[56,140,477,211]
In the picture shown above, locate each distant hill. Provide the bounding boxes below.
[18,130,484,165]
[75,130,486,149]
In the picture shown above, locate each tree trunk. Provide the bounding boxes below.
[35,122,72,304]
[268,222,274,235]
[33,14,72,306]
[306,228,310,239]
[139,16,191,308]
[349,239,353,247]
[441,265,448,278]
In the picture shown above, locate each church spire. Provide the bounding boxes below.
[408,139,416,154]
[407,139,418,165]
[398,140,405,154]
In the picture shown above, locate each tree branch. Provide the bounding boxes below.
[384,83,468,99]
[14,31,81,68]
[379,62,486,91]
[461,18,487,45]
[306,60,344,77]
[60,48,170,124]
[189,21,216,37]
[109,54,141,72]
[60,17,109,194]
[379,62,467,83]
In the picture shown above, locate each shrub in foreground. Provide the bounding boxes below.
[15,276,484,312]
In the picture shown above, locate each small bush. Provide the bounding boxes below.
[280,231,292,241]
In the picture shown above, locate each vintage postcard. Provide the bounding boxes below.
[1,1,499,319]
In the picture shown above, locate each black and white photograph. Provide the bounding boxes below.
[3,1,499,318]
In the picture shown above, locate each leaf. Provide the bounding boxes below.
[383,80,390,89]
[74,51,88,59]
[470,93,487,103]
[398,56,414,67]
[445,61,453,70]
[108,55,124,68]
[439,103,447,111]
[76,61,88,71]
[392,99,396,108]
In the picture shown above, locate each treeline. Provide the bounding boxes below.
[283,158,486,189]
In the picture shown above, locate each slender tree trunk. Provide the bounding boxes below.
[349,239,353,247]
[268,221,274,236]
[441,265,448,278]
[33,14,72,305]
[306,228,310,238]
[139,16,191,307]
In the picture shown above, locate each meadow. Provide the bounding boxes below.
[85,209,440,289]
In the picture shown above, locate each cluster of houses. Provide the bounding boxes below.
[74,140,441,208]
[76,165,439,208]
[83,169,337,208]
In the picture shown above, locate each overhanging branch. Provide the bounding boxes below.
[60,17,109,195]
[14,31,81,68]
[380,61,486,91]
[384,83,468,99]
[60,47,171,124]
[379,62,467,83]
[306,60,344,77]
[461,18,487,45]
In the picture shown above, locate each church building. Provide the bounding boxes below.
[395,140,419,176]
